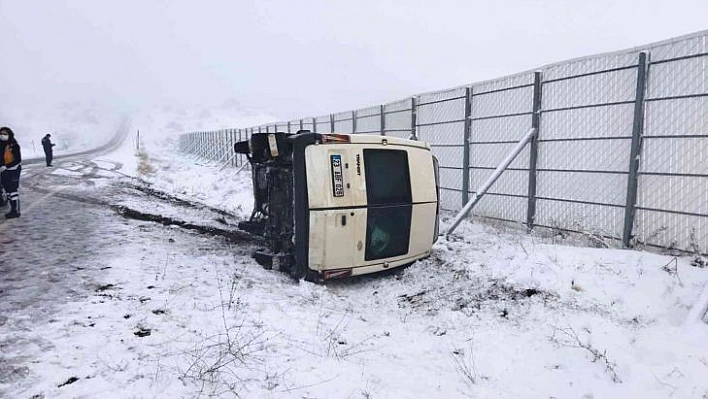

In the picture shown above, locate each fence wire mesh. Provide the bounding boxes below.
[634,37,708,253]
[333,111,354,133]
[315,115,331,133]
[467,73,535,222]
[383,98,413,139]
[177,30,708,254]
[354,105,382,134]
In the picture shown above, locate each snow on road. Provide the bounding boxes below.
[1,137,707,399]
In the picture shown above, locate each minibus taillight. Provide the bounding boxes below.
[320,134,351,144]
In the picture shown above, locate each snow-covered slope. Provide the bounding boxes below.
[2,105,707,399]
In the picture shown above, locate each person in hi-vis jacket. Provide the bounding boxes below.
[0,127,22,218]
[41,133,55,167]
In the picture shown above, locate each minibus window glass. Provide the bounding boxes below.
[363,149,412,205]
[365,205,411,260]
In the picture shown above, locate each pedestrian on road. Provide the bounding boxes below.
[41,133,55,167]
[0,126,22,218]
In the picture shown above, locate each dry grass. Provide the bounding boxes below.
[137,150,156,176]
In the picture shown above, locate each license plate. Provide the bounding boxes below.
[330,154,344,197]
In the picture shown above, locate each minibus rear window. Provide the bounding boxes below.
[365,205,411,260]
[363,149,412,205]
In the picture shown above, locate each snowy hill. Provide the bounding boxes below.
[0,99,275,160]
[0,101,123,158]
[130,100,276,150]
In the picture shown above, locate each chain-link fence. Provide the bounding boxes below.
[177,30,708,255]
[177,128,251,168]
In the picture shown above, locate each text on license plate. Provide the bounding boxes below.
[330,154,344,197]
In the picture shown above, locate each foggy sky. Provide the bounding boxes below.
[2,0,707,122]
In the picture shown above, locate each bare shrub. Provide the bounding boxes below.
[178,270,271,396]
[660,258,683,286]
[689,228,706,268]
[549,326,621,383]
[452,345,481,387]
[317,310,375,360]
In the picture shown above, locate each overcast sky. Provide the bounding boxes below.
[1,0,707,122]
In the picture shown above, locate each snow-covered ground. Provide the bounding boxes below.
[1,111,708,399]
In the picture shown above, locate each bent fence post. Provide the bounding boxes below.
[446,127,537,236]
[623,51,648,247]
[527,71,543,230]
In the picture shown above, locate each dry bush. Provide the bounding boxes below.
[550,326,621,383]
[178,271,271,397]
[137,150,156,176]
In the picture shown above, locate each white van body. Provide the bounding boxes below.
[305,135,439,277]
[235,132,439,281]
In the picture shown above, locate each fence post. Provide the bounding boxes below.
[380,105,386,136]
[527,71,543,230]
[220,130,224,161]
[352,110,357,134]
[230,129,234,167]
[410,97,417,140]
[235,130,240,167]
[330,114,335,133]
[300,118,304,132]
[237,129,242,167]
[214,131,219,161]
[462,86,472,206]
[623,51,649,247]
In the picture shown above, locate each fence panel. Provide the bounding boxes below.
[315,115,331,133]
[636,39,708,251]
[288,119,302,133]
[333,111,354,133]
[302,118,315,132]
[355,105,382,134]
[383,98,412,139]
[467,73,535,221]
[533,54,640,238]
[276,122,288,132]
[416,88,467,210]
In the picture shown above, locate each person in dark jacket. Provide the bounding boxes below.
[0,126,22,218]
[41,133,55,167]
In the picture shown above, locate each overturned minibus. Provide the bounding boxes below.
[234,131,440,281]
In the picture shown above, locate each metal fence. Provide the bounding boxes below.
[178,30,708,255]
[177,128,251,168]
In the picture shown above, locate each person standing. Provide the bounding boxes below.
[41,133,55,167]
[0,127,22,218]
